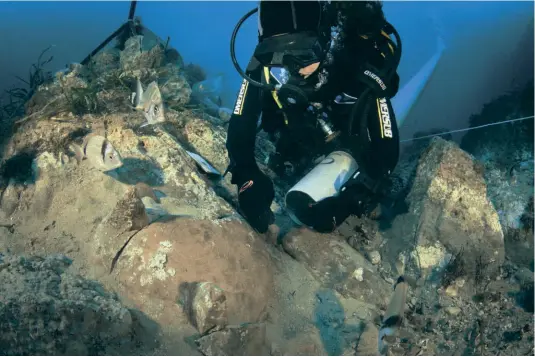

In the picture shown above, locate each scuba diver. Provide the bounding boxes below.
[226,0,402,234]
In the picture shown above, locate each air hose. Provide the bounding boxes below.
[230,8,277,91]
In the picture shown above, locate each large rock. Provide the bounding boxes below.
[8,117,89,157]
[106,124,234,220]
[406,137,505,276]
[120,36,164,71]
[112,218,275,326]
[0,179,22,216]
[89,48,121,74]
[282,228,391,307]
[157,63,191,108]
[0,254,156,355]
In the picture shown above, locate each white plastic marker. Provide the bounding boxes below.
[400,115,535,143]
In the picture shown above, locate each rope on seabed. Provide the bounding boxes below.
[400,115,535,143]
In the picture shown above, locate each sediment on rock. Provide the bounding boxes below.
[402,138,505,278]
[0,254,158,355]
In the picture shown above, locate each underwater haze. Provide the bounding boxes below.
[0,2,533,355]
[0,1,533,138]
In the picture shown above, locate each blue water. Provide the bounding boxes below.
[0,1,533,137]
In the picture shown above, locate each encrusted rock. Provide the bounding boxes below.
[0,179,21,216]
[218,107,232,122]
[157,63,191,107]
[368,250,381,265]
[406,137,505,276]
[92,186,149,266]
[113,219,274,326]
[196,323,269,356]
[282,228,391,306]
[0,254,153,355]
[104,186,149,232]
[183,63,206,86]
[120,36,164,71]
[164,48,184,67]
[182,117,230,174]
[10,116,88,155]
[179,281,228,335]
[89,49,121,73]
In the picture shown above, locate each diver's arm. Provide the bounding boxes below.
[341,68,400,189]
[226,56,264,176]
[357,92,400,181]
[341,32,401,181]
[226,56,276,234]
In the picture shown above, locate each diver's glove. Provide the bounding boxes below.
[231,167,275,234]
[306,187,373,233]
[340,170,390,214]
[302,172,386,233]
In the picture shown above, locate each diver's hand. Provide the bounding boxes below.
[307,190,372,233]
[232,167,275,234]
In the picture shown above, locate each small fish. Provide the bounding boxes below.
[378,275,409,356]
[185,150,221,176]
[131,78,165,128]
[131,77,144,108]
[69,134,122,171]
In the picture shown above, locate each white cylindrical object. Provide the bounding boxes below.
[284,151,359,227]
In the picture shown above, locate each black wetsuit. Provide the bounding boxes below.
[226,13,401,233]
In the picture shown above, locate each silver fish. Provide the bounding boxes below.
[100,138,123,170]
[131,78,165,127]
[378,275,409,356]
[185,150,221,176]
[69,134,122,171]
[131,77,144,108]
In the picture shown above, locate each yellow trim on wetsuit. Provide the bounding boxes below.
[361,31,395,58]
[263,67,288,126]
[376,98,385,139]
[263,67,284,110]
[381,30,395,55]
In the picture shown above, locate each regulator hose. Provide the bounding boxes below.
[230,7,276,90]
